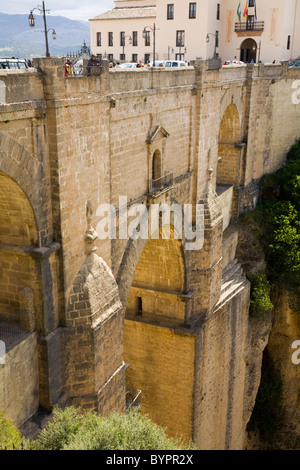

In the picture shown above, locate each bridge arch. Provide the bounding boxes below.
[0,171,41,427]
[122,225,193,439]
[0,132,45,242]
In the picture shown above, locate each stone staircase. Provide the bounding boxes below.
[215,258,248,310]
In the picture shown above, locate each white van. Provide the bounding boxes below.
[148,60,187,68]
[164,60,187,68]
[0,58,28,70]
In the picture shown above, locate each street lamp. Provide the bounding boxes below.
[28,1,56,57]
[168,46,174,60]
[122,34,132,60]
[143,23,158,66]
[206,33,217,59]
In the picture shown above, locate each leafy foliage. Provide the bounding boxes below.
[27,406,195,451]
[250,275,274,318]
[0,410,22,450]
[244,140,300,311]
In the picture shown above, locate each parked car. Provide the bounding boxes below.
[0,58,28,70]
[164,60,187,68]
[148,60,187,68]
[115,63,138,69]
[289,60,300,69]
[148,60,167,67]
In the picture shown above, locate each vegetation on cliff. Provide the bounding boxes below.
[0,409,22,450]
[242,139,300,314]
[243,140,300,446]
[0,406,194,451]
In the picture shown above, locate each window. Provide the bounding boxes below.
[152,150,162,181]
[133,31,138,46]
[287,35,291,50]
[248,0,255,6]
[96,32,101,47]
[108,32,113,47]
[189,3,196,19]
[247,15,255,30]
[217,3,220,20]
[176,53,184,61]
[176,30,185,47]
[144,53,150,64]
[120,53,125,61]
[167,4,174,20]
[215,31,219,48]
[135,297,143,315]
[120,31,125,47]
[108,54,114,62]
[144,31,150,46]
[132,53,138,63]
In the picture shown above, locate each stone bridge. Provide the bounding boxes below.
[0,58,299,449]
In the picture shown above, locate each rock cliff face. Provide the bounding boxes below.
[266,292,300,449]
[235,219,300,450]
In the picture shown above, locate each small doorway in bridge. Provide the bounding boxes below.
[240,38,257,63]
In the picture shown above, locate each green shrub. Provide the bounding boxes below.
[243,140,300,311]
[30,406,195,451]
[30,406,84,450]
[250,275,274,318]
[0,410,22,450]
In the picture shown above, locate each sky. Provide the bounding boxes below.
[0,0,115,22]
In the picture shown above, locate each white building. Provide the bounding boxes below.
[89,0,300,64]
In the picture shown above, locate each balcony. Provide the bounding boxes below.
[150,171,173,194]
[235,21,264,36]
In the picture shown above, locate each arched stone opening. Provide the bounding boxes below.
[217,104,244,223]
[240,38,257,63]
[123,226,194,441]
[0,172,41,428]
[152,149,162,183]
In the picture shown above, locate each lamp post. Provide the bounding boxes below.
[179,46,187,61]
[143,23,157,66]
[28,1,56,57]
[206,33,217,59]
[122,34,132,60]
[168,46,174,60]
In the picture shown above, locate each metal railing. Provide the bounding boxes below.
[150,171,173,193]
[126,387,142,410]
[235,21,264,32]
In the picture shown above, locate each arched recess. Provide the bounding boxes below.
[216,104,244,222]
[0,172,40,321]
[0,131,48,245]
[0,171,41,428]
[240,38,257,63]
[152,149,162,182]
[123,226,194,440]
[126,225,186,323]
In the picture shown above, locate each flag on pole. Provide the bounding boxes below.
[243,1,248,20]
[237,1,242,22]
[254,1,257,20]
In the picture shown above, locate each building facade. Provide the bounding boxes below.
[90,0,300,63]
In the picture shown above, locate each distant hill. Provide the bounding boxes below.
[0,12,90,59]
